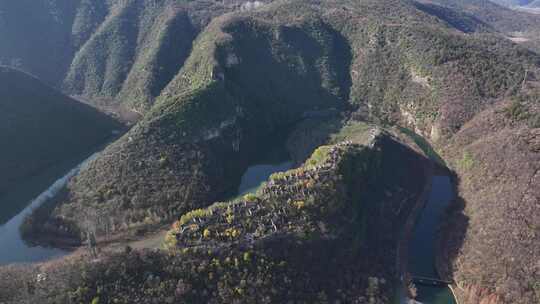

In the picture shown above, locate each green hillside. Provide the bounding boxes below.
[12,0,537,303]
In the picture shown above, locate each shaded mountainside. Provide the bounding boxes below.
[0,66,120,214]
[489,0,535,7]
[1,133,432,303]
[0,0,272,113]
[0,0,81,85]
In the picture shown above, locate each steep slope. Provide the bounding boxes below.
[438,93,540,304]
[64,0,263,113]
[0,0,107,85]
[422,0,540,51]
[0,0,274,114]
[62,0,193,111]
[0,66,120,204]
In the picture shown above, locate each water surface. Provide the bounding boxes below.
[407,175,456,304]
[236,146,293,196]
[0,154,97,265]
[238,162,293,195]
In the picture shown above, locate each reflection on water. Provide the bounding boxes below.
[414,285,456,304]
[238,162,293,195]
[236,146,293,197]
[0,153,97,265]
[0,140,292,266]
[407,176,456,304]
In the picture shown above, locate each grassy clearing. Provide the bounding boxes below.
[397,127,446,166]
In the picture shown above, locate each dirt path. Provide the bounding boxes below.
[127,230,167,250]
[93,229,168,254]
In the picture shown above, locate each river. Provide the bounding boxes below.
[0,153,98,265]
[400,175,457,304]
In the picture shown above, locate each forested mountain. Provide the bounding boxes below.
[0,0,270,114]
[0,0,538,303]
